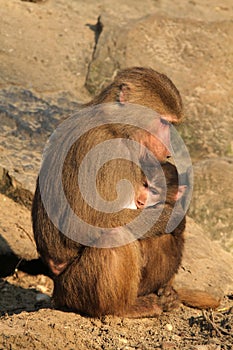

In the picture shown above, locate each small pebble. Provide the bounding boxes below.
[36,284,48,293]
[119,338,128,344]
[36,293,51,302]
[165,323,173,331]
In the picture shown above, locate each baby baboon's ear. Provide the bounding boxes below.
[175,185,187,201]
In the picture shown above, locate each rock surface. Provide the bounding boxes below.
[0,194,37,260]
[86,10,233,160]
[174,217,233,298]
[0,87,79,195]
[190,158,233,253]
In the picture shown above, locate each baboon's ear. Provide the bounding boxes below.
[118,83,131,104]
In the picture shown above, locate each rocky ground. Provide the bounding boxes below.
[0,0,233,349]
[0,272,232,350]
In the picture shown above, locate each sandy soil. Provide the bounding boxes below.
[0,271,232,349]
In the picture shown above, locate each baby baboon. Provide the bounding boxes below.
[134,159,219,311]
[137,161,186,311]
[32,67,219,317]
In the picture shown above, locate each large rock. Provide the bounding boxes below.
[0,0,173,101]
[0,193,37,260]
[86,13,233,160]
[0,0,95,101]
[189,158,233,253]
[0,193,38,276]
[0,87,80,195]
[174,217,233,298]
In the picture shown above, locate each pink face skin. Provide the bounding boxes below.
[150,115,178,162]
[119,86,178,162]
[124,177,164,210]
[138,115,178,163]
[135,184,162,209]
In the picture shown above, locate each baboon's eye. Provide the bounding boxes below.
[160,118,171,126]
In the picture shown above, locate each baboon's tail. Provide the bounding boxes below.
[177,288,220,309]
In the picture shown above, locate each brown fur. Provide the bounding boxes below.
[136,161,220,310]
[137,162,185,312]
[32,67,219,317]
[85,67,183,120]
[52,161,185,317]
[178,289,220,309]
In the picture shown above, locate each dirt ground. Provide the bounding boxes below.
[0,271,232,349]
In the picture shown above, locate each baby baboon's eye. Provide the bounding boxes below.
[149,187,159,195]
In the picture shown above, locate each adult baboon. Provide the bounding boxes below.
[32,67,219,317]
